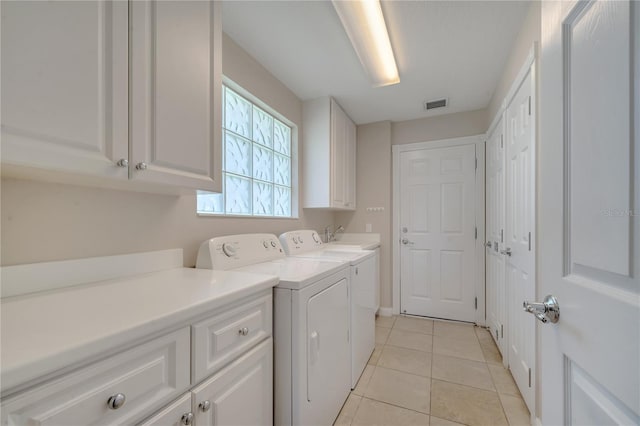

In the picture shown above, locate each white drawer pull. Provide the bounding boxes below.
[107,393,126,410]
[238,327,249,336]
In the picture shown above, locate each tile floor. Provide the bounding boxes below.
[334,315,531,426]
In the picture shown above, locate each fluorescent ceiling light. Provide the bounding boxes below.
[332,0,400,87]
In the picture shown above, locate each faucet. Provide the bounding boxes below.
[324,225,345,243]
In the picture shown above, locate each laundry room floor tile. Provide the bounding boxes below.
[375,315,396,328]
[335,316,529,426]
[393,315,434,334]
[430,379,508,426]
[351,398,429,426]
[364,366,431,414]
[432,334,485,362]
[377,345,432,377]
[431,354,495,391]
[387,329,433,352]
[375,326,391,344]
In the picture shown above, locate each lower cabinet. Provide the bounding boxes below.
[1,292,274,426]
[139,339,272,426]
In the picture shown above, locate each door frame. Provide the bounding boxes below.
[392,135,486,325]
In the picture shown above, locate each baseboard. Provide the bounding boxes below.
[534,416,542,426]
[377,307,394,317]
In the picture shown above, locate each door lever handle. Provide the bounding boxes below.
[401,238,414,245]
[485,241,492,248]
[523,295,560,324]
[500,247,512,256]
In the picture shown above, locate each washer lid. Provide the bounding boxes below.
[234,257,347,290]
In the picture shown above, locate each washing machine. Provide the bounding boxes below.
[279,230,377,388]
[196,233,351,426]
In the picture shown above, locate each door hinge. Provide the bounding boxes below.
[475,297,478,310]
[495,328,499,340]
[528,231,532,251]
[528,96,532,116]
[528,368,532,387]
[500,134,504,148]
[475,227,478,240]
[501,324,504,338]
[475,157,478,170]
[500,229,504,243]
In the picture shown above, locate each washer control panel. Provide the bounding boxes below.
[279,230,323,255]
[196,233,284,270]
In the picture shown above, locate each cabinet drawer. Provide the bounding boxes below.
[137,393,192,426]
[1,328,190,426]
[192,294,272,383]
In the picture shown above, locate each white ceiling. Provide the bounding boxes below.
[222,1,530,125]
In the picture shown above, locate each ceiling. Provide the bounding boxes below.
[222,1,530,125]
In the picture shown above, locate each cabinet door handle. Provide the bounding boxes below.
[181,412,194,425]
[116,159,128,168]
[199,400,212,412]
[238,327,249,336]
[135,162,148,171]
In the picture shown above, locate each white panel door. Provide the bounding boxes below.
[486,117,507,357]
[192,339,272,426]
[505,68,536,413]
[400,144,477,322]
[539,1,640,424]
[130,0,222,191]
[0,0,128,178]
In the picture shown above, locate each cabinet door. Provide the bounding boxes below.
[0,0,128,179]
[330,99,346,208]
[344,116,357,210]
[130,0,222,191]
[192,339,272,426]
[137,393,192,426]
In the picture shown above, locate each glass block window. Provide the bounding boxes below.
[197,86,293,217]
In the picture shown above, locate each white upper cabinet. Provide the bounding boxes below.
[0,1,129,180]
[0,0,222,192]
[303,97,356,210]
[130,0,222,191]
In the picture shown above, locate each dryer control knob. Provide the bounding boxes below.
[222,243,236,257]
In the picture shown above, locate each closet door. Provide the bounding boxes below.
[505,68,536,412]
[1,0,128,179]
[485,116,507,359]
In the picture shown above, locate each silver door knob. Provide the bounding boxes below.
[485,241,492,248]
[523,295,560,324]
[199,400,211,412]
[238,327,249,336]
[181,412,194,425]
[107,393,126,410]
[116,159,128,168]
[500,247,512,256]
[401,238,413,245]
[135,162,147,170]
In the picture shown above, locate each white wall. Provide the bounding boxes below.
[0,33,334,267]
[487,1,541,124]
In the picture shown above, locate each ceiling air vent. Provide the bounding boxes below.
[424,98,448,110]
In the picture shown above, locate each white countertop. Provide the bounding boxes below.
[1,267,278,394]
[329,233,381,250]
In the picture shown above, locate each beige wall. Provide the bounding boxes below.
[487,1,541,124]
[1,33,334,267]
[392,108,488,145]
[335,121,392,307]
